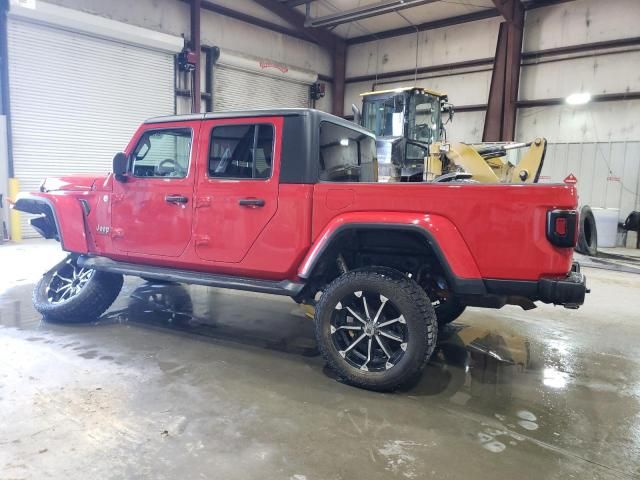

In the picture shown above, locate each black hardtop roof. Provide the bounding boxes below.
[144,108,373,138]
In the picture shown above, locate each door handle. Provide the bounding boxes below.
[238,198,265,207]
[165,194,189,204]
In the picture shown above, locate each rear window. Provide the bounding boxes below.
[208,124,274,179]
[319,122,377,182]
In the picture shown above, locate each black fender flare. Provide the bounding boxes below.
[298,222,486,296]
[13,194,63,245]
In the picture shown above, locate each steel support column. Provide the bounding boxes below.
[483,0,524,141]
[190,0,201,113]
[333,42,346,116]
[0,0,13,177]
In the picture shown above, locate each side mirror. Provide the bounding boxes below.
[113,152,128,181]
[441,102,455,124]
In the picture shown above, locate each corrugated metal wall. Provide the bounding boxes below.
[7,18,176,237]
[214,65,310,112]
[536,142,640,221]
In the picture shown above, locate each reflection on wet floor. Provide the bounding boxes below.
[2,274,640,478]
[0,280,544,386]
[19,280,556,401]
[0,278,611,400]
[100,282,536,388]
[0,280,558,388]
[103,282,319,356]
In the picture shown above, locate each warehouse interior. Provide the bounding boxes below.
[0,0,639,478]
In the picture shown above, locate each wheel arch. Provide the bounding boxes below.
[298,214,486,296]
[13,193,89,253]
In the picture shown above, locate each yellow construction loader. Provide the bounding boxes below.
[354,86,546,184]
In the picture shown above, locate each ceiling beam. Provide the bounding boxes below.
[346,57,494,84]
[199,1,312,43]
[523,0,575,8]
[304,0,439,29]
[491,0,524,26]
[346,9,501,45]
[280,0,317,7]
[346,0,575,46]
[252,0,340,49]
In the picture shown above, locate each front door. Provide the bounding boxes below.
[111,122,198,257]
[193,117,281,263]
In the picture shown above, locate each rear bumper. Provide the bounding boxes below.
[538,263,587,308]
[482,262,587,309]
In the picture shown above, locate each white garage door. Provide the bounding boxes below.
[7,18,177,237]
[214,65,311,112]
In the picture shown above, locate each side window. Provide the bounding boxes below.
[131,129,192,178]
[319,122,378,182]
[208,124,274,179]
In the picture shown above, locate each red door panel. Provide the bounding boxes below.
[111,121,199,258]
[193,117,282,263]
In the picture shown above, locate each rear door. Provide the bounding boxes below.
[193,117,281,263]
[111,122,198,257]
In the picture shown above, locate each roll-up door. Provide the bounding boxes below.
[214,50,316,112]
[6,3,182,237]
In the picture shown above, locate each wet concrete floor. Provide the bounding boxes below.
[1,242,639,479]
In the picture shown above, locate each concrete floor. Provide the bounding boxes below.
[1,242,639,480]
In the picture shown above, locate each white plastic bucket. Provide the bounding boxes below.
[591,208,619,248]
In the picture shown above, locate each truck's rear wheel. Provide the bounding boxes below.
[314,267,437,391]
[33,255,123,323]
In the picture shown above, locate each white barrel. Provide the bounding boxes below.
[591,208,620,248]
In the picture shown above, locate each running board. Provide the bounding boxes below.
[78,256,304,297]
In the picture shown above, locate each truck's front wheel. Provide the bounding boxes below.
[314,267,437,391]
[33,255,123,323]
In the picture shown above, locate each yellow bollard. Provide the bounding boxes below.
[8,178,21,242]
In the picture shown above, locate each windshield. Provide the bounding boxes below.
[362,95,405,137]
[407,92,442,144]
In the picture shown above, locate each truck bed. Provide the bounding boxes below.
[313,182,577,281]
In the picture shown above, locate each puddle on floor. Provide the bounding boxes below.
[1,277,640,476]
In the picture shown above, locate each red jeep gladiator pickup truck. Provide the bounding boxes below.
[14,108,587,391]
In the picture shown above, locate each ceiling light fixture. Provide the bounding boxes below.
[565,92,591,105]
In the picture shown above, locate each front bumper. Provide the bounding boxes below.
[538,263,587,308]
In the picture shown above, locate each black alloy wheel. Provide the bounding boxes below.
[315,267,437,391]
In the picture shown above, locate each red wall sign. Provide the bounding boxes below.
[564,173,578,185]
[259,61,289,73]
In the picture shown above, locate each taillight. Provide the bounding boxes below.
[546,209,578,247]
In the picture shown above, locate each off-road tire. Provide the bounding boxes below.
[576,205,598,256]
[33,257,124,323]
[314,267,437,391]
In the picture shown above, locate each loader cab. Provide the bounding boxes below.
[360,87,451,181]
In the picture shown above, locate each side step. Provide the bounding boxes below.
[78,256,305,297]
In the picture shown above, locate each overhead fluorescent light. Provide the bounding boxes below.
[566,92,591,105]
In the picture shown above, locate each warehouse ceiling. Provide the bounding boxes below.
[266,0,571,42]
[290,0,496,39]
[201,0,571,48]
